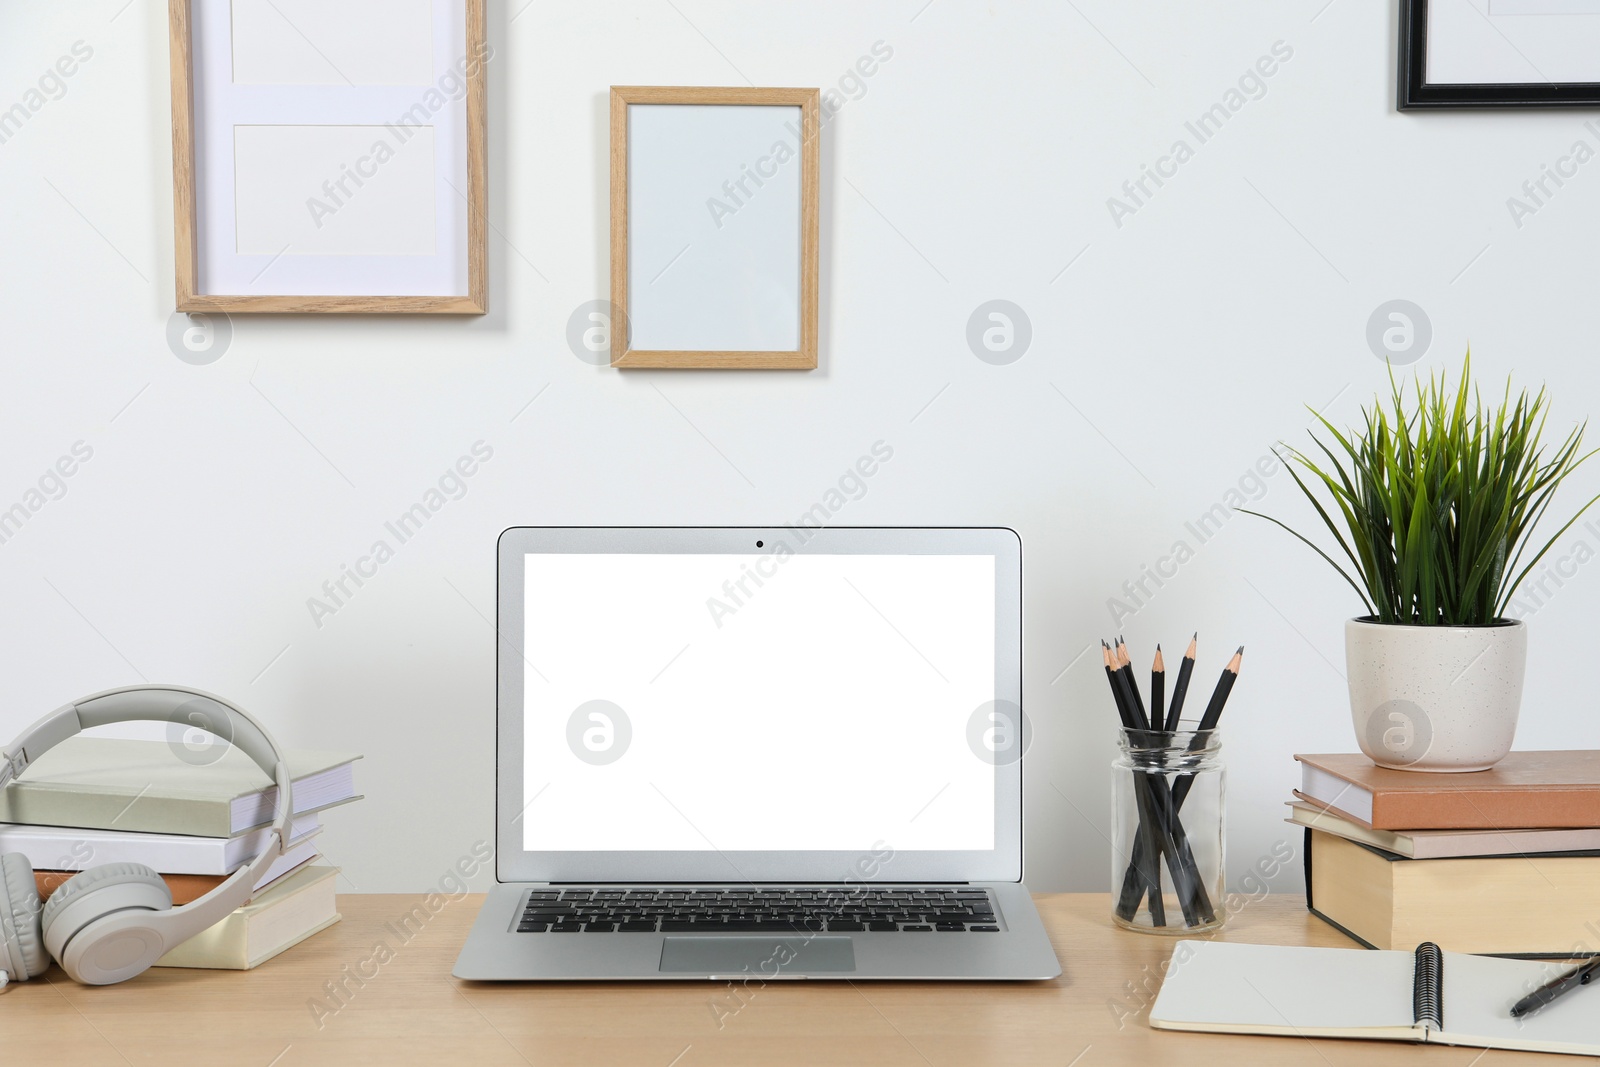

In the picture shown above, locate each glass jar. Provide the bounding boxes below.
[1110,727,1225,934]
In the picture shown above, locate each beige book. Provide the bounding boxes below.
[155,864,340,970]
[0,736,361,837]
[1152,940,1600,1056]
[1306,829,1600,955]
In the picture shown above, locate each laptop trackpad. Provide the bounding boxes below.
[659,936,856,975]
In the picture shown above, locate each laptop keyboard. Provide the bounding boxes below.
[515,886,1000,933]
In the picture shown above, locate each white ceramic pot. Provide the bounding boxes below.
[1345,617,1527,772]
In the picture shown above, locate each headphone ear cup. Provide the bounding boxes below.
[41,863,172,985]
[0,852,49,979]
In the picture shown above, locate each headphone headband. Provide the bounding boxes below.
[1,685,294,965]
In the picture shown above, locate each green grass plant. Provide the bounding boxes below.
[1245,355,1600,625]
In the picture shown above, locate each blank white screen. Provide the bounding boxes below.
[522,554,996,853]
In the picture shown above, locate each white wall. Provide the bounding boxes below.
[3,0,1600,897]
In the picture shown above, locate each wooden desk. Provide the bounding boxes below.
[2,892,1551,1065]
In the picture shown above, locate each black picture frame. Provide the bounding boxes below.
[1400,0,1600,109]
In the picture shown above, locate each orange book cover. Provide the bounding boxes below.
[35,869,226,905]
[30,868,315,906]
[1295,752,1600,830]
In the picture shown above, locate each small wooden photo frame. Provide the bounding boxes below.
[169,0,487,313]
[610,87,820,369]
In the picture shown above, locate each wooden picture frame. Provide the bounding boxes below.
[169,0,487,313]
[1400,0,1600,109]
[610,86,819,369]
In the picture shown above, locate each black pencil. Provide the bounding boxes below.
[1113,647,1149,734]
[1115,639,1150,730]
[1101,641,1131,727]
[1151,645,1165,734]
[1164,633,1196,733]
[1104,641,1168,925]
[1197,646,1242,734]
[1171,646,1242,809]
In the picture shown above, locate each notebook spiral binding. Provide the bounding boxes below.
[1413,942,1444,1031]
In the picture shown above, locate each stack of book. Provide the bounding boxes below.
[1290,751,1600,957]
[0,736,360,969]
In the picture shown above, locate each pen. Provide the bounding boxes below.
[1509,956,1600,1018]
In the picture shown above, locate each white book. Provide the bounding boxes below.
[0,814,320,875]
[1151,940,1600,1056]
[1287,800,1600,859]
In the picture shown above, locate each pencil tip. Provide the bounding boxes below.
[1237,645,1245,654]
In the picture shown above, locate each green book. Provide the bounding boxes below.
[0,736,361,838]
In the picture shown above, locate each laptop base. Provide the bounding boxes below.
[453,882,1061,981]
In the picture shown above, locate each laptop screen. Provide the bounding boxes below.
[520,552,998,855]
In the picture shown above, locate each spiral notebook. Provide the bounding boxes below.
[1150,940,1600,1057]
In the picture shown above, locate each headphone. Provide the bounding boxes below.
[0,685,291,987]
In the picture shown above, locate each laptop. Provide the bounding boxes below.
[453,526,1061,981]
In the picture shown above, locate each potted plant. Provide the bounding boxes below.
[1247,356,1599,771]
